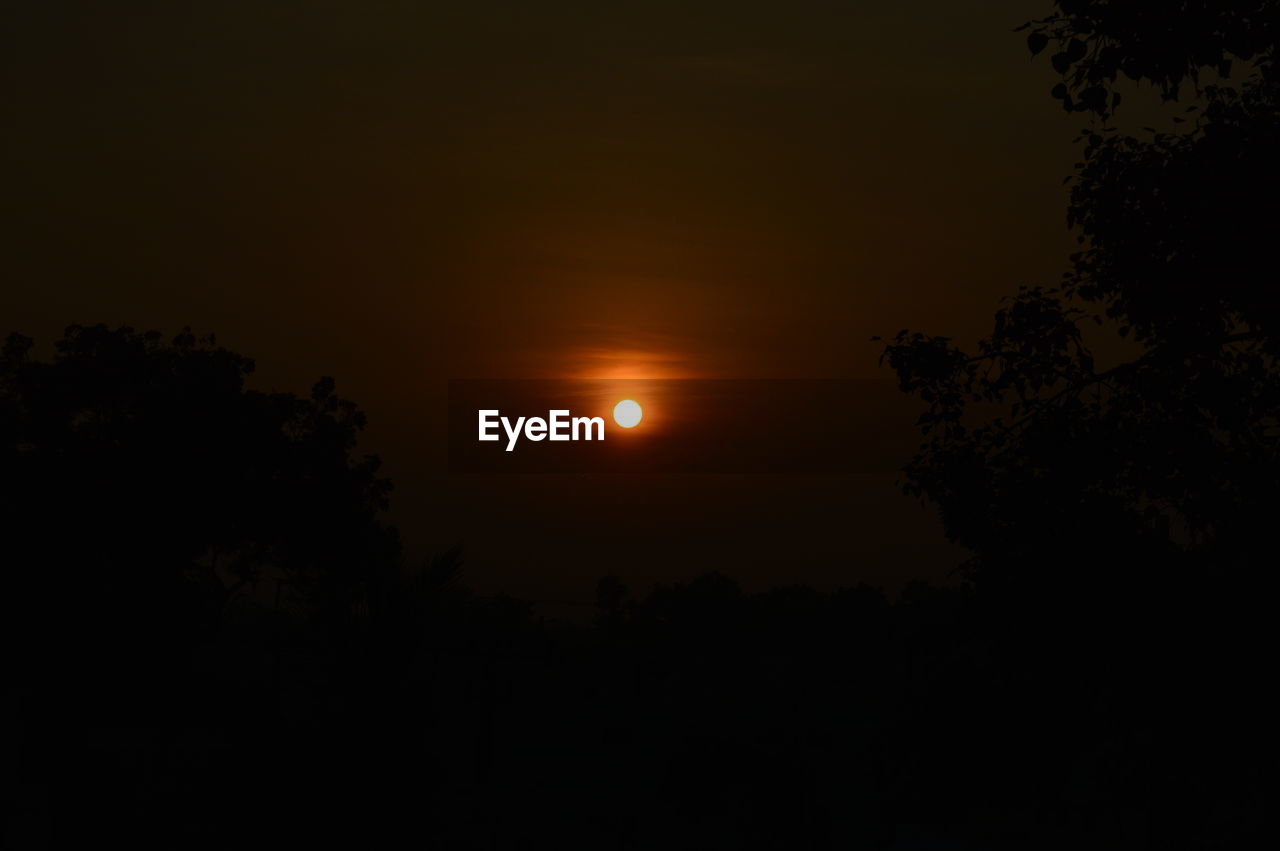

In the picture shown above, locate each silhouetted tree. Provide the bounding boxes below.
[883,0,1280,583]
[880,4,1276,845]
[0,324,400,700]
[595,574,629,628]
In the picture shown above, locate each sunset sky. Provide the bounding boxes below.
[2,1,1081,606]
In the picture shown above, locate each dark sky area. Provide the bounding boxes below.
[2,1,1081,608]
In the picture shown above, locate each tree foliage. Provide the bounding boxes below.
[0,324,400,677]
[882,2,1280,578]
[1020,0,1279,117]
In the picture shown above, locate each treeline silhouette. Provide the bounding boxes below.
[0,350,1088,848]
[0,324,1262,848]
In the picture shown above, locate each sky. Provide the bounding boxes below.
[2,1,1081,607]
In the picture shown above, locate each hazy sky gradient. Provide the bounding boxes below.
[2,1,1079,604]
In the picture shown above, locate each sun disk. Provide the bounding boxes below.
[613,399,643,428]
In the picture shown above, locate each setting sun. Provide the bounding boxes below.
[613,399,642,428]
